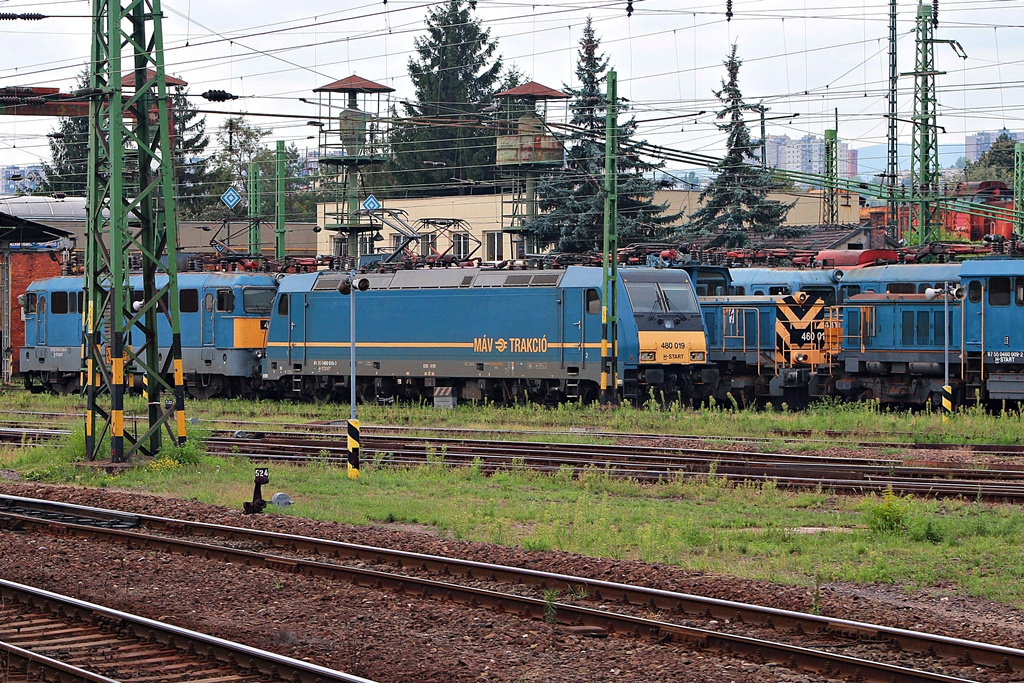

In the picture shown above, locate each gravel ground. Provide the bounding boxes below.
[1,481,1023,682]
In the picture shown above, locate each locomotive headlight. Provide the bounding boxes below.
[796,353,808,363]
[253,349,264,359]
[690,351,705,362]
[640,351,656,362]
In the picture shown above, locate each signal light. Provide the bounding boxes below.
[338,276,370,295]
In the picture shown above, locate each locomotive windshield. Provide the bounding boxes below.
[243,288,277,314]
[625,281,699,317]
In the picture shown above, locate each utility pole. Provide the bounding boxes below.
[84,0,186,463]
[1016,143,1024,238]
[600,71,619,406]
[276,141,286,259]
[886,0,899,237]
[823,110,838,225]
[247,161,261,256]
[907,0,965,244]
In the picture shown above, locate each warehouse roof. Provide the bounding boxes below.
[0,211,73,244]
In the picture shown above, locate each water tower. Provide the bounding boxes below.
[311,75,393,266]
[492,82,568,256]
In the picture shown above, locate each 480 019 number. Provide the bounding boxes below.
[660,341,687,350]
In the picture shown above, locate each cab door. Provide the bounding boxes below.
[36,295,47,345]
[202,290,215,346]
[287,293,306,368]
[560,288,585,367]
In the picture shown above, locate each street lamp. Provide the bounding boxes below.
[338,274,369,478]
[925,282,964,420]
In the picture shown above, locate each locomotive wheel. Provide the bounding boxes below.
[577,381,599,405]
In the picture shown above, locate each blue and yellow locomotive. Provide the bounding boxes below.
[20,272,278,397]
[261,265,714,404]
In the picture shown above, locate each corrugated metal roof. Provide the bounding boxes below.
[0,195,89,221]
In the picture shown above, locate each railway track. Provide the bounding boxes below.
[1,494,1018,682]
[5,409,1024,454]
[2,420,1023,500]
[0,577,373,682]
[201,430,1024,502]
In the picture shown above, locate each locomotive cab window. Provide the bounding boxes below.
[625,281,699,317]
[989,277,1011,307]
[887,283,916,294]
[838,285,860,303]
[243,288,276,314]
[51,291,68,314]
[23,293,36,314]
[180,289,199,313]
[277,294,289,316]
[968,281,982,303]
[586,289,600,315]
[1016,277,1024,306]
[216,288,234,312]
[768,286,790,295]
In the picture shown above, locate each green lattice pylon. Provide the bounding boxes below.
[909,1,942,244]
[84,0,187,463]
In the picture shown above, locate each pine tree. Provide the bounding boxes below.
[522,18,683,253]
[388,0,504,195]
[680,44,795,248]
[170,84,214,218]
[39,71,89,197]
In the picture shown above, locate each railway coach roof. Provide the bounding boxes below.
[958,257,1021,277]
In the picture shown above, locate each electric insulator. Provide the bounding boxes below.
[932,0,938,27]
[626,0,633,17]
[202,90,238,102]
[0,13,45,20]
[726,0,733,21]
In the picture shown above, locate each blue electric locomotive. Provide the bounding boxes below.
[815,257,1024,408]
[20,272,279,397]
[262,266,714,404]
[728,262,961,304]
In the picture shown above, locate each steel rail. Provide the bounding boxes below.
[0,578,375,683]
[202,435,1024,501]
[3,414,1024,455]
[0,640,121,683]
[2,495,1021,678]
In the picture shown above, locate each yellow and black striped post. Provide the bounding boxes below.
[346,419,360,479]
[941,385,953,422]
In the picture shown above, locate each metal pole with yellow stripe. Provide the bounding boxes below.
[346,419,360,479]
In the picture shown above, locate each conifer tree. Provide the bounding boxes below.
[39,71,89,197]
[680,44,795,248]
[170,83,214,218]
[966,132,1016,184]
[389,0,504,195]
[522,18,683,252]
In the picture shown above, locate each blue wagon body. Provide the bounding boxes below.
[263,266,713,404]
[20,272,278,396]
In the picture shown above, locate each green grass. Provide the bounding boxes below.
[10,390,1024,447]
[5,391,1024,607]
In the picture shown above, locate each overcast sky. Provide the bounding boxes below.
[1,0,1022,177]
